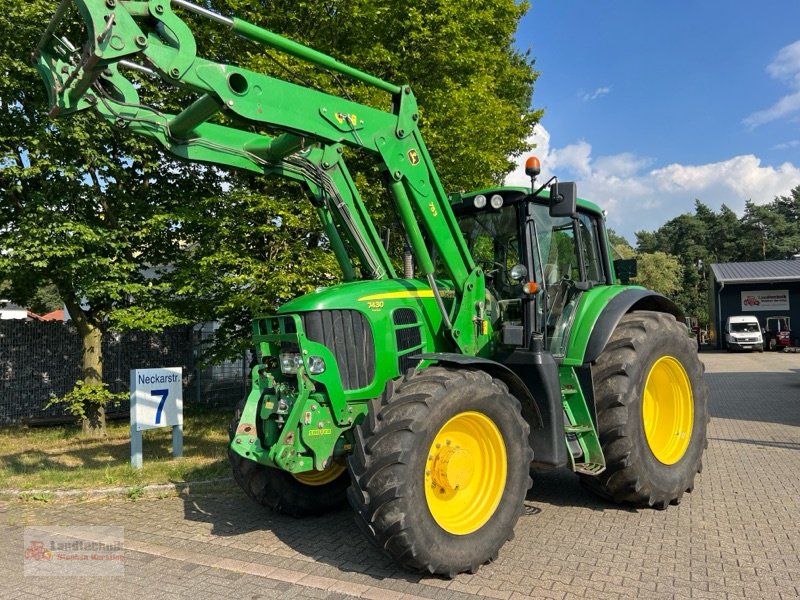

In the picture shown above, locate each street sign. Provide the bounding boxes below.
[130,367,183,468]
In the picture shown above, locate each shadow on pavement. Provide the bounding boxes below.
[527,468,638,513]
[707,437,800,450]
[179,483,424,582]
[177,457,640,581]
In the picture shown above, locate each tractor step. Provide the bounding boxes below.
[560,367,606,475]
[564,424,593,434]
[573,462,605,476]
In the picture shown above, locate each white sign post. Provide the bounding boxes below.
[130,367,183,469]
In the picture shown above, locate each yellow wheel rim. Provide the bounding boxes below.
[292,461,346,486]
[424,411,507,535]
[642,356,694,465]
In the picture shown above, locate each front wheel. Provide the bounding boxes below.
[228,399,349,517]
[581,311,708,509]
[348,367,532,576]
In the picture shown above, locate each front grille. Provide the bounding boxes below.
[301,310,375,391]
[394,308,423,374]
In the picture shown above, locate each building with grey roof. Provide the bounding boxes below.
[709,260,800,350]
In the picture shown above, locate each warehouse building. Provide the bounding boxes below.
[709,260,800,349]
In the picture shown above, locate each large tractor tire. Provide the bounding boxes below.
[228,399,349,517]
[347,367,532,577]
[582,311,708,509]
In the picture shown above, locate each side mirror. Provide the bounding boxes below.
[549,181,577,218]
[613,258,638,285]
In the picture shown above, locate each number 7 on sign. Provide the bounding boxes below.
[151,389,169,425]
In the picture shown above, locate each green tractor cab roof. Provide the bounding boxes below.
[450,186,605,218]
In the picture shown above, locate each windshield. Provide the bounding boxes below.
[731,323,759,333]
[767,318,790,331]
[458,204,521,301]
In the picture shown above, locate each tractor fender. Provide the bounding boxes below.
[583,289,684,364]
[416,353,543,430]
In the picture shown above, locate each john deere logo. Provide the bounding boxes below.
[334,113,358,126]
[408,149,420,165]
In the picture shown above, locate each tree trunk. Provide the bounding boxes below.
[64,298,106,437]
[80,324,106,437]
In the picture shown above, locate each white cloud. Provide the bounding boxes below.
[744,40,800,129]
[767,40,800,84]
[579,86,611,102]
[506,124,800,244]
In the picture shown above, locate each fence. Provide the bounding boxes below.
[0,320,249,426]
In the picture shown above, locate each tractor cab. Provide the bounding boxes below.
[451,165,611,356]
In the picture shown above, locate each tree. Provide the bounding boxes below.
[2,0,541,426]
[741,186,800,260]
[634,187,800,322]
[607,228,635,259]
[163,0,542,360]
[0,1,225,435]
[631,252,683,298]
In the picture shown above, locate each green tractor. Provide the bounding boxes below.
[36,0,708,576]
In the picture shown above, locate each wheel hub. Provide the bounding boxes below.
[430,443,474,491]
[424,411,507,535]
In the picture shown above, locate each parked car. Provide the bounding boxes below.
[724,315,764,352]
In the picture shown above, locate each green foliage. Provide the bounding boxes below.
[0,0,224,399]
[18,492,54,503]
[607,228,635,259]
[127,485,145,501]
[167,0,541,359]
[44,381,127,421]
[631,252,683,298]
[222,0,540,189]
[3,0,540,364]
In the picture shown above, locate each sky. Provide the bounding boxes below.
[505,0,800,245]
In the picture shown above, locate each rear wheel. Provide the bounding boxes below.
[348,367,532,576]
[228,399,349,517]
[582,311,708,509]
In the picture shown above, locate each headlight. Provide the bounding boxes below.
[279,352,304,375]
[490,194,504,209]
[473,194,487,209]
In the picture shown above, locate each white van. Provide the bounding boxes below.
[724,315,764,352]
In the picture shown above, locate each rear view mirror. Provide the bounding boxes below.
[614,258,638,285]
[549,182,577,217]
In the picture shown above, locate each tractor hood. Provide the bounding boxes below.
[275,278,453,316]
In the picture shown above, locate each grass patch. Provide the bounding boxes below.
[0,406,232,492]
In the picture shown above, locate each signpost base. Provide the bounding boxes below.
[131,426,143,469]
[172,425,183,458]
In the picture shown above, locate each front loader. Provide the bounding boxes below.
[35,0,709,576]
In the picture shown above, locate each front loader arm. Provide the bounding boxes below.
[35,0,489,354]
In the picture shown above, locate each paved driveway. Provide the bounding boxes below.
[2,350,800,599]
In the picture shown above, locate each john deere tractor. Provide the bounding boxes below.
[36,0,708,576]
